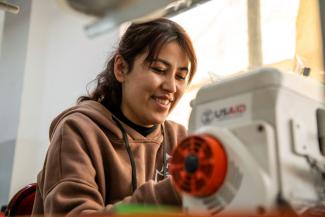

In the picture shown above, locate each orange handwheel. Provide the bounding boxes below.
[169,134,228,197]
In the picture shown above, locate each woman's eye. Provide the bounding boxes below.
[176,74,187,81]
[151,67,166,74]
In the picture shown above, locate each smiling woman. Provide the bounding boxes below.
[31,18,197,216]
[114,41,190,127]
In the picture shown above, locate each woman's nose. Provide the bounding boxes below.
[162,75,177,93]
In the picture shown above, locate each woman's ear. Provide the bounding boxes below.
[114,54,128,82]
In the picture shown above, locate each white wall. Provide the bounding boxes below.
[0,0,31,206]
[0,11,5,56]
[9,0,119,198]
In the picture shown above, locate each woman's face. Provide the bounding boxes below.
[114,41,191,127]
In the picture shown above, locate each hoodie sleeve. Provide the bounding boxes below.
[104,178,181,212]
[38,117,181,217]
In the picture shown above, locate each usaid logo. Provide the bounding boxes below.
[201,104,247,124]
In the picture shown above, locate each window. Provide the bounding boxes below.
[168,0,300,128]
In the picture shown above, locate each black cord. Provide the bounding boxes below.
[161,124,167,179]
[113,116,168,193]
[113,117,137,192]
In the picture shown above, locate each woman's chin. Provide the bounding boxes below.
[144,114,168,126]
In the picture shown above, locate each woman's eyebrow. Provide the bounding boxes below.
[153,58,170,67]
[154,58,189,72]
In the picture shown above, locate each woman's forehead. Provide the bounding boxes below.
[145,41,190,65]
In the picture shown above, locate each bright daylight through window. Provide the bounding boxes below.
[168,0,300,128]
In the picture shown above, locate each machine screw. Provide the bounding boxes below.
[257,125,264,132]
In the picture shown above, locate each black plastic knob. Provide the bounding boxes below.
[184,154,199,173]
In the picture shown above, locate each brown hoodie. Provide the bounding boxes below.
[32,100,187,216]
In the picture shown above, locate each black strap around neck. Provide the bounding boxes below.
[112,116,167,193]
[161,125,167,179]
[113,116,137,192]
[110,106,157,136]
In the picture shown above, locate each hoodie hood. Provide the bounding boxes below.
[49,100,163,142]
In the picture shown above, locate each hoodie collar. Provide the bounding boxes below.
[49,100,163,143]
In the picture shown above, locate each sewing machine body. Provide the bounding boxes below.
[184,68,325,215]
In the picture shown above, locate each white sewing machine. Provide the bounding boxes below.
[169,68,325,216]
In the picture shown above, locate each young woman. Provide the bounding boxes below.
[32,18,197,216]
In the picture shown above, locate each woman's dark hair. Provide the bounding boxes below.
[78,18,197,109]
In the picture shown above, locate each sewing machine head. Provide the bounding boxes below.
[170,68,325,216]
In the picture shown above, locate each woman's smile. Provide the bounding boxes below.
[151,95,174,111]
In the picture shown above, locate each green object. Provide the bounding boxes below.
[114,204,181,215]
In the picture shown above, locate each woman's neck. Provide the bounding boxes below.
[109,106,158,136]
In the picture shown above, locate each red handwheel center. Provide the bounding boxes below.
[169,134,228,197]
